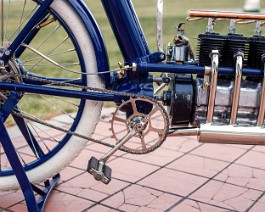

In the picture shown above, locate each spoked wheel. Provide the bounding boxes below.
[0,0,104,190]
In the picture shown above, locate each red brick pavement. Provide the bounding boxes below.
[2,108,265,211]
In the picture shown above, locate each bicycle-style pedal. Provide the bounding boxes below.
[87,156,112,184]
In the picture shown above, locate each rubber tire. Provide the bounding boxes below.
[0,0,104,190]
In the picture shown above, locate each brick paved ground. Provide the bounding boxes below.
[2,107,265,211]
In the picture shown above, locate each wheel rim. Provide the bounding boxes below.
[0,0,88,176]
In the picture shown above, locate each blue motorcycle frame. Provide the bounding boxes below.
[0,0,264,211]
[1,0,264,99]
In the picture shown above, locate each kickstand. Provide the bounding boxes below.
[0,121,61,212]
[0,92,60,211]
[32,174,61,211]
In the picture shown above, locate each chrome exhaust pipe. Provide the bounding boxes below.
[168,125,265,145]
[199,124,265,145]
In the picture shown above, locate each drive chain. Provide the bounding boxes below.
[10,73,169,154]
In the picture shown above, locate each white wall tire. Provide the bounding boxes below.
[0,0,104,190]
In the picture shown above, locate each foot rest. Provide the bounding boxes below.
[87,156,112,184]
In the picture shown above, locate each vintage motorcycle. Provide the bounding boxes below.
[0,0,265,210]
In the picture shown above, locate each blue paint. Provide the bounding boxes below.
[101,0,151,63]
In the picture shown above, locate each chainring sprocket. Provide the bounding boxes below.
[110,97,169,154]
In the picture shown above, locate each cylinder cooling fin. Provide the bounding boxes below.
[197,33,249,67]
[197,33,226,66]
[248,36,265,68]
[223,34,249,67]
[197,33,265,69]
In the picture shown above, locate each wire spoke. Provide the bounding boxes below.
[4,0,10,42]
[24,48,75,63]
[18,0,27,33]
[8,4,38,41]
[12,107,43,158]
[25,34,69,66]
[21,35,85,75]
[1,0,4,43]
[50,95,80,108]
[38,94,76,120]
[23,63,79,67]
[23,24,61,63]
[27,122,54,153]
[29,121,60,144]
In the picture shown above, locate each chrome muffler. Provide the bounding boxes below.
[199,124,265,145]
[169,125,265,145]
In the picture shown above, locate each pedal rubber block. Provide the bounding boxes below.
[103,165,112,184]
[87,156,112,184]
[87,156,99,172]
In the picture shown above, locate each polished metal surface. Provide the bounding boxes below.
[166,14,265,146]
[230,52,243,125]
[206,50,219,123]
[199,124,265,145]
[167,127,199,137]
[167,124,265,145]
[257,66,265,126]
[194,78,261,125]
[156,0,163,52]
[171,45,189,62]
[195,79,261,107]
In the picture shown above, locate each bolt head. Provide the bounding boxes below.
[160,54,165,60]
[5,51,11,56]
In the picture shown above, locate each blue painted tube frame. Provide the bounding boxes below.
[0,82,116,102]
[1,0,264,102]
[101,0,151,63]
[136,62,264,77]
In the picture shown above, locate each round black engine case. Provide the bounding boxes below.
[168,74,194,126]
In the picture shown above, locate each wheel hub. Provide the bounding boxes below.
[0,54,22,107]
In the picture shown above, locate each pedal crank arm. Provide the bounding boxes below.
[87,129,136,184]
[101,129,136,163]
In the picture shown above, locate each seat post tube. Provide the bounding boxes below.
[101,0,151,62]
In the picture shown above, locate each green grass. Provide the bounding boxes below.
[85,0,255,69]
[4,0,261,123]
